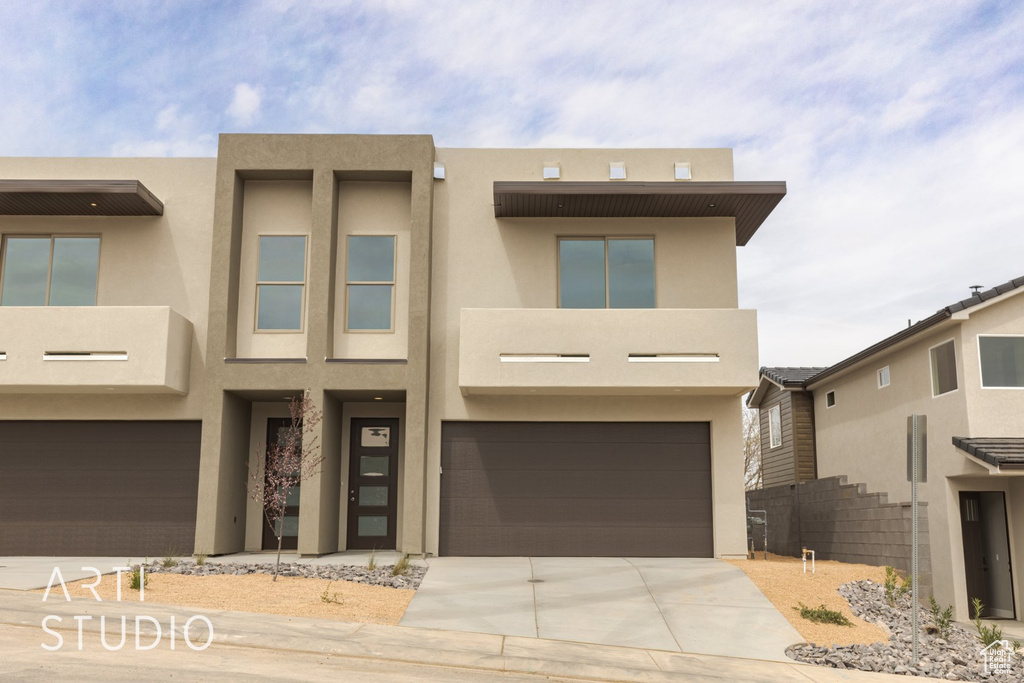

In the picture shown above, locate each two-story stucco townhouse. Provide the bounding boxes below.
[0,134,785,561]
[749,278,1024,626]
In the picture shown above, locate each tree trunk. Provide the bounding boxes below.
[274,531,283,582]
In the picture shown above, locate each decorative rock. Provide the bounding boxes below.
[143,560,428,590]
[786,580,1021,681]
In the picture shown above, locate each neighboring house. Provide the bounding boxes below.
[745,366,824,487]
[0,134,786,561]
[749,278,1024,624]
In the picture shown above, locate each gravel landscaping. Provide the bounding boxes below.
[145,559,427,590]
[788,580,1021,680]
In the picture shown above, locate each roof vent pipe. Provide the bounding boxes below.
[969,285,983,297]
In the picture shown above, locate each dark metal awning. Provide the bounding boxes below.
[493,180,786,246]
[0,180,164,216]
[953,437,1024,470]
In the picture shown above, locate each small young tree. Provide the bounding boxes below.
[248,390,324,581]
[743,407,762,491]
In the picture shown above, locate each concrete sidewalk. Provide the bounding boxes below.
[0,591,907,682]
[401,556,803,662]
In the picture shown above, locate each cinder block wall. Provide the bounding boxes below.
[746,476,931,594]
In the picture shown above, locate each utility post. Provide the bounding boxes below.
[907,415,927,666]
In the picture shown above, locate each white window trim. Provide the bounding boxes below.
[254,234,308,333]
[977,334,1024,390]
[877,365,890,388]
[343,234,397,334]
[768,404,782,449]
[825,390,836,408]
[928,337,959,398]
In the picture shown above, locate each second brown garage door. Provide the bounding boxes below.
[439,422,712,557]
[0,421,201,556]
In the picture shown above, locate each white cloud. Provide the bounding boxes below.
[226,83,262,127]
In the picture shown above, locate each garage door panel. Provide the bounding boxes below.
[443,441,711,472]
[440,525,713,558]
[440,421,713,557]
[440,496,712,528]
[0,421,201,556]
[443,421,710,445]
[441,469,711,500]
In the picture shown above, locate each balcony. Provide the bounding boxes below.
[459,308,758,396]
[0,306,192,394]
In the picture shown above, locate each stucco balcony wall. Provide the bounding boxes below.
[458,308,758,396]
[0,306,192,394]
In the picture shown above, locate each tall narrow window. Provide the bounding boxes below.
[0,236,100,306]
[768,404,782,449]
[929,339,958,396]
[979,336,1024,388]
[346,235,396,331]
[558,237,655,309]
[877,365,890,388]
[256,235,307,331]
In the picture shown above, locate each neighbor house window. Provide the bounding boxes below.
[929,339,958,396]
[346,235,396,331]
[0,236,100,306]
[558,237,655,309]
[768,404,782,449]
[826,391,836,408]
[256,235,307,331]
[979,336,1024,388]
[878,365,890,388]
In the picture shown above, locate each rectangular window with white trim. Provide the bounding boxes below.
[768,404,782,449]
[979,336,1024,388]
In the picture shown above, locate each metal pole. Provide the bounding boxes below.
[911,416,920,666]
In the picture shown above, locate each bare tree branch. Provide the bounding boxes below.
[743,407,762,491]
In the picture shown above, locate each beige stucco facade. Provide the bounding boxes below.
[808,288,1024,623]
[1,137,780,562]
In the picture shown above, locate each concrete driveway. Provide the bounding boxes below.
[400,557,803,662]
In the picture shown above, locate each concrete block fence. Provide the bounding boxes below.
[746,476,932,595]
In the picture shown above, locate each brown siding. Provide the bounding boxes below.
[0,421,201,556]
[760,385,797,487]
[791,390,817,482]
[439,422,712,557]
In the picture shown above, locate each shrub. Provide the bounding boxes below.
[129,565,148,591]
[794,603,852,626]
[391,554,410,577]
[320,581,343,605]
[884,566,910,607]
[928,596,953,640]
[367,548,377,571]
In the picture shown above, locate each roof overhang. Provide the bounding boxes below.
[0,180,164,216]
[493,180,786,246]
[953,437,1024,474]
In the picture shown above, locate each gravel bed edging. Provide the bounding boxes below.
[143,560,427,590]
[787,580,1021,680]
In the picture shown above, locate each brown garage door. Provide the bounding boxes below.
[0,421,201,556]
[440,422,712,557]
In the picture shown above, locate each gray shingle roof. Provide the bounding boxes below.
[760,367,828,387]
[804,274,1024,387]
[953,437,1024,470]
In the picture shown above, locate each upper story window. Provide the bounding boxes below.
[877,365,890,388]
[768,404,782,449]
[0,235,100,306]
[558,237,655,309]
[825,390,836,408]
[255,235,307,331]
[345,235,396,332]
[929,339,958,396]
[979,336,1024,388]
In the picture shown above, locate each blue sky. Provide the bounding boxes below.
[2,1,1023,366]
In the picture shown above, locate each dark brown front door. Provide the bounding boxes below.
[960,491,987,618]
[262,417,300,551]
[347,418,399,549]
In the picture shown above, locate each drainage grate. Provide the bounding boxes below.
[527,579,544,583]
